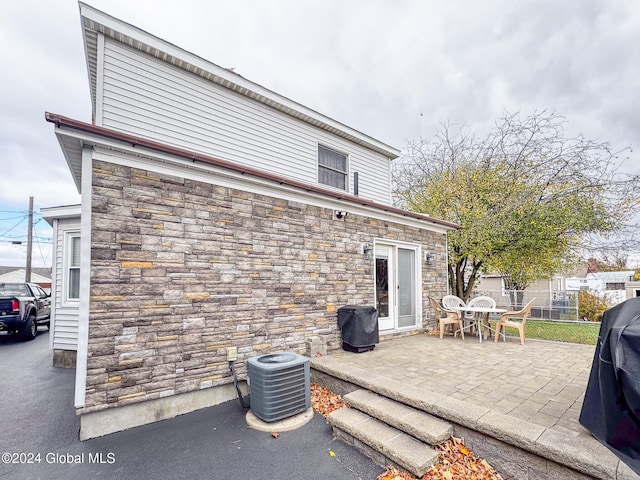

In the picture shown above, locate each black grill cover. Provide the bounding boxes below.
[579,297,640,475]
[337,305,379,350]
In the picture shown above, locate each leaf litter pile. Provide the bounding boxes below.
[310,383,346,417]
[310,384,502,480]
[378,436,503,480]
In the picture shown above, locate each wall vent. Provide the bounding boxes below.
[247,352,310,422]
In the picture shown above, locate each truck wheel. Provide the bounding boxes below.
[20,315,37,340]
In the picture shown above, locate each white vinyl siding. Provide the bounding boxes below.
[51,220,80,351]
[99,38,392,204]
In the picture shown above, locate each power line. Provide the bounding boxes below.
[0,215,27,238]
[0,214,28,221]
[0,239,53,245]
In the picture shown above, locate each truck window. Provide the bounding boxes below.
[0,283,29,296]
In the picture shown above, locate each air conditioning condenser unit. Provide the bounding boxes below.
[247,352,310,422]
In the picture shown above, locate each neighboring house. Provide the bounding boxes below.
[45,3,457,440]
[565,276,603,292]
[588,271,636,305]
[41,205,82,368]
[476,263,589,305]
[564,271,636,305]
[0,267,52,292]
[474,274,569,309]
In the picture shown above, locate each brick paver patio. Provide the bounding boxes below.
[348,334,594,436]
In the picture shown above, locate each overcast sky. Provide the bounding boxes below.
[1,0,639,269]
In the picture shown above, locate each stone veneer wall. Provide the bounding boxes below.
[82,158,447,414]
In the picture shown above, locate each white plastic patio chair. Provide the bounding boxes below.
[494,298,536,345]
[467,296,496,309]
[442,295,465,309]
[467,296,497,338]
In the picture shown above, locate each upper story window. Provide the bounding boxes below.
[318,145,348,191]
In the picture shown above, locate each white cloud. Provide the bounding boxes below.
[1,0,639,267]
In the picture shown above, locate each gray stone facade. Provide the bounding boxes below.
[82,158,447,414]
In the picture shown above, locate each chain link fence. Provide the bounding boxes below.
[470,289,600,345]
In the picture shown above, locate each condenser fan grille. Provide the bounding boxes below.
[247,352,310,422]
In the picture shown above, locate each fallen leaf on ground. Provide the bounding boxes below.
[329,451,336,457]
[376,465,414,480]
[457,443,471,455]
[271,432,279,438]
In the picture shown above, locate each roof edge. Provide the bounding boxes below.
[77,2,400,159]
[41,204,82,225]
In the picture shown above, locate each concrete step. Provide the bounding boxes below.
[343,389,452,446]
[328,407,439,478]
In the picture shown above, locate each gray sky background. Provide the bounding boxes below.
[1,0,639,269]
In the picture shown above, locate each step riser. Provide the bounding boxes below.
[328,403,440,478]
[332,426,409,475]
[343,389,452,446]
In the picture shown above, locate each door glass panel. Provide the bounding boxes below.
[375,249,389,319]
[397,248,415,327]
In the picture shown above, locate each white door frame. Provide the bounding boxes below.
[374,240,422,332]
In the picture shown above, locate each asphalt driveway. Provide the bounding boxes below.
[0,331,384,480]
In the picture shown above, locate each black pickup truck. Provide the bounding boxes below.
[0,283,51,340]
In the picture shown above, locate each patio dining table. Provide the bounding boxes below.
[451,306,507,343]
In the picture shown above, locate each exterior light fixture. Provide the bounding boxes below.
[425,252,434,265]
[335,210,348,219]
[363,243,373,260]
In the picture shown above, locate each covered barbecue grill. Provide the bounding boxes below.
[579,297,640,475]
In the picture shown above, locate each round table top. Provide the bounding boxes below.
[451,306,508,314]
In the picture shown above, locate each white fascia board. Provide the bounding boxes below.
[78,2,400,159]
[41,205,82,225]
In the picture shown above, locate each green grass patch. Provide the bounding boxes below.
[491,319,600,345]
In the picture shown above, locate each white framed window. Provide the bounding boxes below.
[65,232,81,302]
[318,144,348,190]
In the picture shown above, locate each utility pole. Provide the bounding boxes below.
[25,196,33,283]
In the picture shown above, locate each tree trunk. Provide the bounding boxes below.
[507,290,525,310]
[449,258,482,303]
